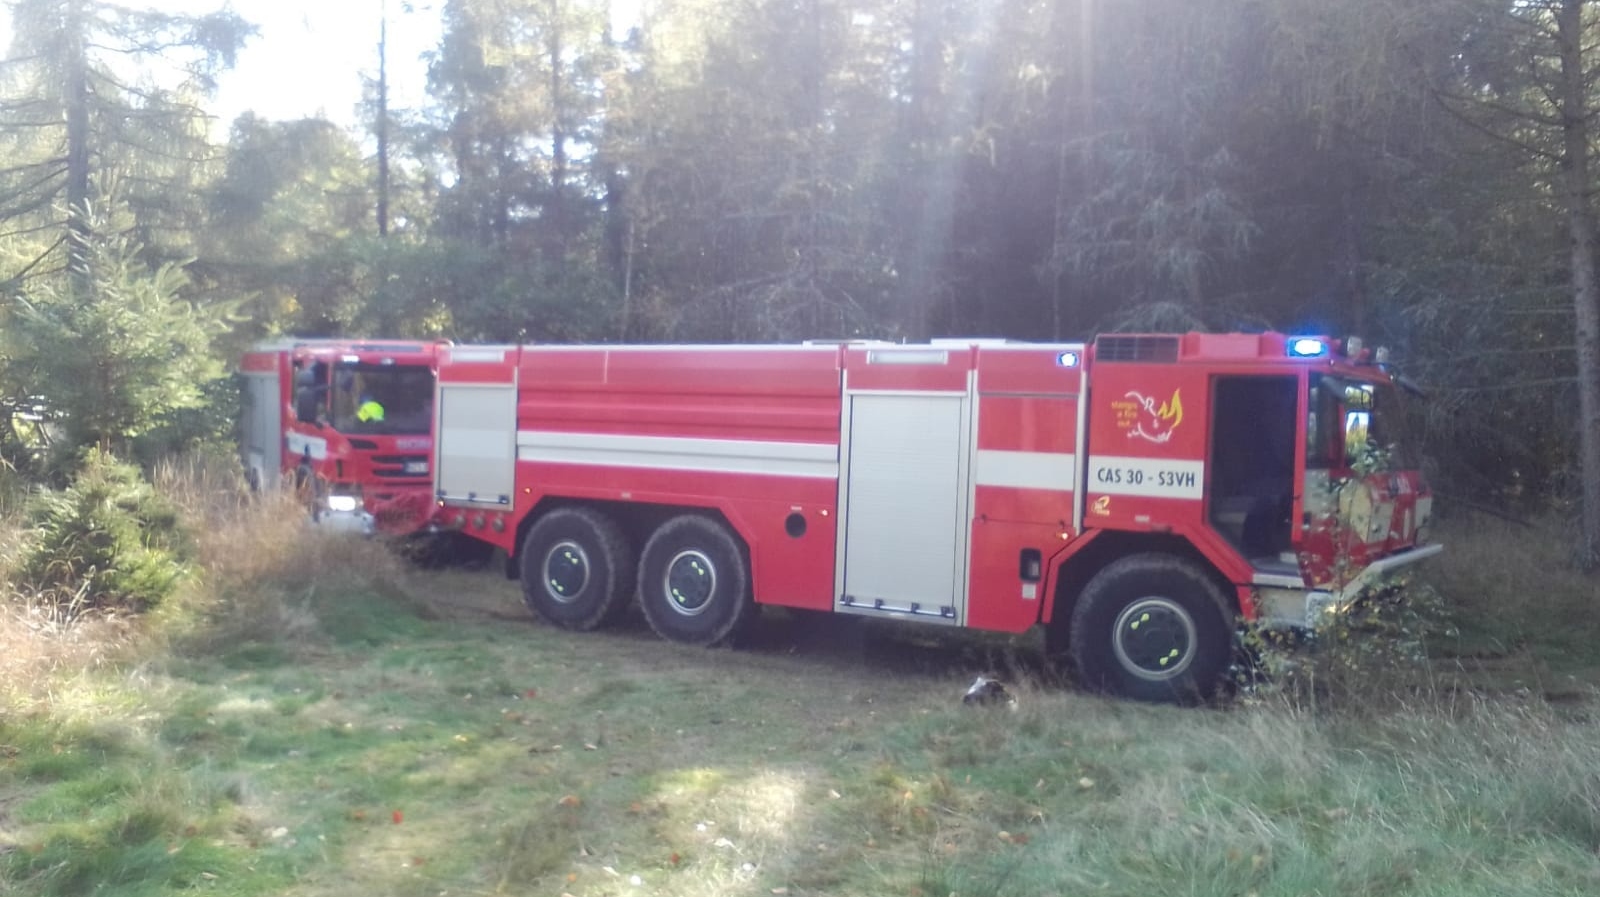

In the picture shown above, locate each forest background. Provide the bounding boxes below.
[1,0,1599,563]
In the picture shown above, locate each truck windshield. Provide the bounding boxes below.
[331,364,434,435]
[1306,374,1412,470]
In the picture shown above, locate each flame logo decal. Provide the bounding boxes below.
[1124,389,1183,444]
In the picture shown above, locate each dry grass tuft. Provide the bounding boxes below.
[1,492,142,713]
[0,588,143,713]
[148,450,415,654]
[1,449,417,713]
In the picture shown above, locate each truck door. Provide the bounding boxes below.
[434,348,518,508]
[1206,375,1299,573]
[835,347,976,624]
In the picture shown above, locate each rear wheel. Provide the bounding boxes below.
[518,506,635,630]
[636,515,754,647]
[1068,553,1234,704]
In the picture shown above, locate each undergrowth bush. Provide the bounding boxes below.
[148,448,421,655]
[1240,570,1462,712]
[11,448,192,618]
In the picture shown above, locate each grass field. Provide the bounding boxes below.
[3,479,1600,896]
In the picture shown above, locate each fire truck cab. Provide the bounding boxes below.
[238,338,449,537]
[431,332,1440,702]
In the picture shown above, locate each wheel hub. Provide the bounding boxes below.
[542,540,591,604]
[1112,596,1197,681]
[663,549,716,617]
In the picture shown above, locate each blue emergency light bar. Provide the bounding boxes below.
[1287,337,1328,358]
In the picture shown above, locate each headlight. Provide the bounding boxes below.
[326,494,360,513]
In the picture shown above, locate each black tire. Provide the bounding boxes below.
[1068,553,1235,704]
[636,514,755,647]
[518,506,635,631]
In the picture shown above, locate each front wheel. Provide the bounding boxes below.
[519,506,635,630]
[1068,554,1235,704]
[636,515,755,647]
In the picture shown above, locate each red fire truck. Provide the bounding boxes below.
[430,332,1441,702]
[238,338,448,537]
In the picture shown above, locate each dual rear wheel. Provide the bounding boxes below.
[518,508,753,646]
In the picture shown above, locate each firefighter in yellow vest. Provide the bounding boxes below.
[356,392,385,424]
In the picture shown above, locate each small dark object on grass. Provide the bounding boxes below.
[963,675,1016,707]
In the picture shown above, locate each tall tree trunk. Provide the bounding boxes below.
[547,0,567,257]
[64,0,91,285]
[377,0,390,238]
[1557,0,1600,568]
[898,0,943,341]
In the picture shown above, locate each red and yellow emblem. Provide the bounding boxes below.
[1112,389,1183,444]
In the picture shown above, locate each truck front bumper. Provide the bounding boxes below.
[1250,542,1444,631]
[312,505,376,537]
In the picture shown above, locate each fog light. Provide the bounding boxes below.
[326,495,359,513]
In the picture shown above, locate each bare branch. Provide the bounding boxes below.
[0,234,66,288]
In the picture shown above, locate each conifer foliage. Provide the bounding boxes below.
[12,446,192,615]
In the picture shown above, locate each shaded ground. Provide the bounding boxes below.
[408,563,1600,712]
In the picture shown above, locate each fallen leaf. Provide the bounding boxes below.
[584,743,598,751]
[670,852,681,866]
[392,810,403,824]
[1077,777,1095,789]
[409,856,426,867]
[558,794,582,808]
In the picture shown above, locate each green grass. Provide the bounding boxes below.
[3,503,1600,896]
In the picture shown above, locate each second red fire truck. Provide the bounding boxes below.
[429,332,1441,702]
[238,338,448,538]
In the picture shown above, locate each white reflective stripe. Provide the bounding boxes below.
[1087,456,1204,500]
[285,432,327,461]
[1252,572,1306,588]
[447,347,511,362]
[516,430,840,479]
[442,428,516,461]
[974,450,1075,491]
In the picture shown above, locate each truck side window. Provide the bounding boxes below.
[294,362,329,424]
